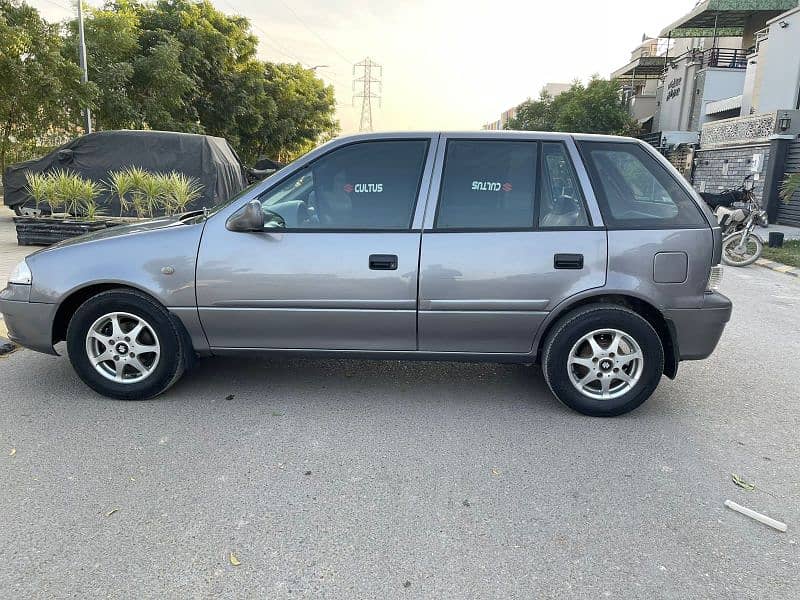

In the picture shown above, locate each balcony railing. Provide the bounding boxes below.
[663,47,748,75]
[700,47,748,69]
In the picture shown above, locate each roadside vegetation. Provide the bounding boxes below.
[762,240,800,268]
[0,0,339,176]
[25,168,203,219]
[504,77,639,136]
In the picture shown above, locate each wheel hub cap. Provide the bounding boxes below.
[85,312,161,384]
[566,328,644,401]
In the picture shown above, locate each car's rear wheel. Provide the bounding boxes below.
[66,289,187,400]
[542,305,664,417]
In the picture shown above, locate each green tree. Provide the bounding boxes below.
[507,77,639,136]
[0,0,95,176]
[254,63,339,163]
[68,0,337,162]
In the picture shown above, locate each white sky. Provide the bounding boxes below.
[33,0,698,133]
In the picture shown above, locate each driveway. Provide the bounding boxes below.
[0,264,798,599]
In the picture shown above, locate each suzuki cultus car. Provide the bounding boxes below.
[1,132,731,416]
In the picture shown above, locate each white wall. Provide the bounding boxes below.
[756,7,800,112]
[699,68,747,126]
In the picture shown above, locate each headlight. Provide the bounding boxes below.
[8,260,32,285]
[706,265,723,291]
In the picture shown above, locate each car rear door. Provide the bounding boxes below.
[417,133,607,354]
[195,134,437,351]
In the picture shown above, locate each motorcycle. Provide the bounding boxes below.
[700,175,768,267]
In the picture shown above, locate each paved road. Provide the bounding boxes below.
[0,266,798,599]
[0,207,35,289]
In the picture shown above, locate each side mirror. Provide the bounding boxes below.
[226,200,265,232]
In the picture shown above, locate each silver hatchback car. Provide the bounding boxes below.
[1,132,731,416]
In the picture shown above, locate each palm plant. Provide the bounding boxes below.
[108,169,136,215]
[77,178,105,220]
[163,171,203,215]
[48,169,81,216]
[137,171,168,217]
[24,172,50,213]
[124,166,151,218]
[780,173,800,204]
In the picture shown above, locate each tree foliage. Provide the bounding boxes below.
[2,0,338,177]
[0,0,94,176]
[506,77,639,136]
[62,0,339,162]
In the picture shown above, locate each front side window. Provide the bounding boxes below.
[435,140,537,229]
[539,142,589,228]
[579,141,706,228]
[256,140,429,230]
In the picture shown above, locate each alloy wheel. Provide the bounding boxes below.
[566,328,644,400]
[84,312,161,384]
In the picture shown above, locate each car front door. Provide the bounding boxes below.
[417,134,607,354]
[196,135,436,350]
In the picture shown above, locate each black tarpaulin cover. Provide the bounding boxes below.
[3,130,249,214]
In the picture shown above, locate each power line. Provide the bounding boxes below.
[38,0,72,11]
[215,0,312,67]
[352,57,381,132]
[272,0,354,65]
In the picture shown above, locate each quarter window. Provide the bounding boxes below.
[436,140,537,229]
[579,141,706,228]
[539,142,589,228]
[257,140,429,230]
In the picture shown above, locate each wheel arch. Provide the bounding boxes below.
[534,292,678,378]
[52,283,175,347]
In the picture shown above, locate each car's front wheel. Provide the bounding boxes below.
[542,305,664,417]
[66,289,188,400]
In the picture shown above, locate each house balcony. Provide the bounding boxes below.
[664,47,748,75]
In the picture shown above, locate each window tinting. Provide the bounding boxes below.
[257,140,428,230]
[579,141,706,228]
[539,142,589,228]
[436,140,537,229]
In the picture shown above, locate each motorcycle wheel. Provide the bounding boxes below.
[722,232,762,267]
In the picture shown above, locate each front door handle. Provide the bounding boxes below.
[369,254,398,270]
[554,253,584,269]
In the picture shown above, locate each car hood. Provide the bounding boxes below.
[31,214,200,254]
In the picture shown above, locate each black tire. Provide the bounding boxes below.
[542,304,664,417]
[66,289,187,400]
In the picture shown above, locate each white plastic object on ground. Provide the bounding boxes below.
[724,500,787,532]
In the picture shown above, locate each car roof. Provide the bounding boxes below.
[331,131,638,144]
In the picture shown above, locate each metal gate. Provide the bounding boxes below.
[777,140,800,226]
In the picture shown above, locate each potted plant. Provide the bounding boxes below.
[13,170,110,246]
[14,167,206,246]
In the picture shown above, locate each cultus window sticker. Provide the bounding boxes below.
[471,181,513,192]
[344,183,383,193]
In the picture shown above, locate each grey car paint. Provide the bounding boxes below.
[0,130,731,371]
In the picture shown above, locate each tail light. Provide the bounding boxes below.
[706,265,724,291]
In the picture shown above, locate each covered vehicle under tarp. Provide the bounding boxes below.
[3,130,249,215]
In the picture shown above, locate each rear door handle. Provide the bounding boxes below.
[554,253,584,270]
[369,254,398,270]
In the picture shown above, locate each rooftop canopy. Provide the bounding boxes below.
[611,56,667,80]
[659,0,796,38]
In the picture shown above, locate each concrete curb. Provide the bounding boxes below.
[755,258,800,278]
[0,318,18,356]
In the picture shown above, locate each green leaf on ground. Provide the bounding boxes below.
[731,473,756,491]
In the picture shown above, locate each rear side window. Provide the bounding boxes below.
[579,141,706,228]
[435,140,537,229]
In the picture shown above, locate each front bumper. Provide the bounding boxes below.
[0,284,58,355]
[664,292,733,361]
